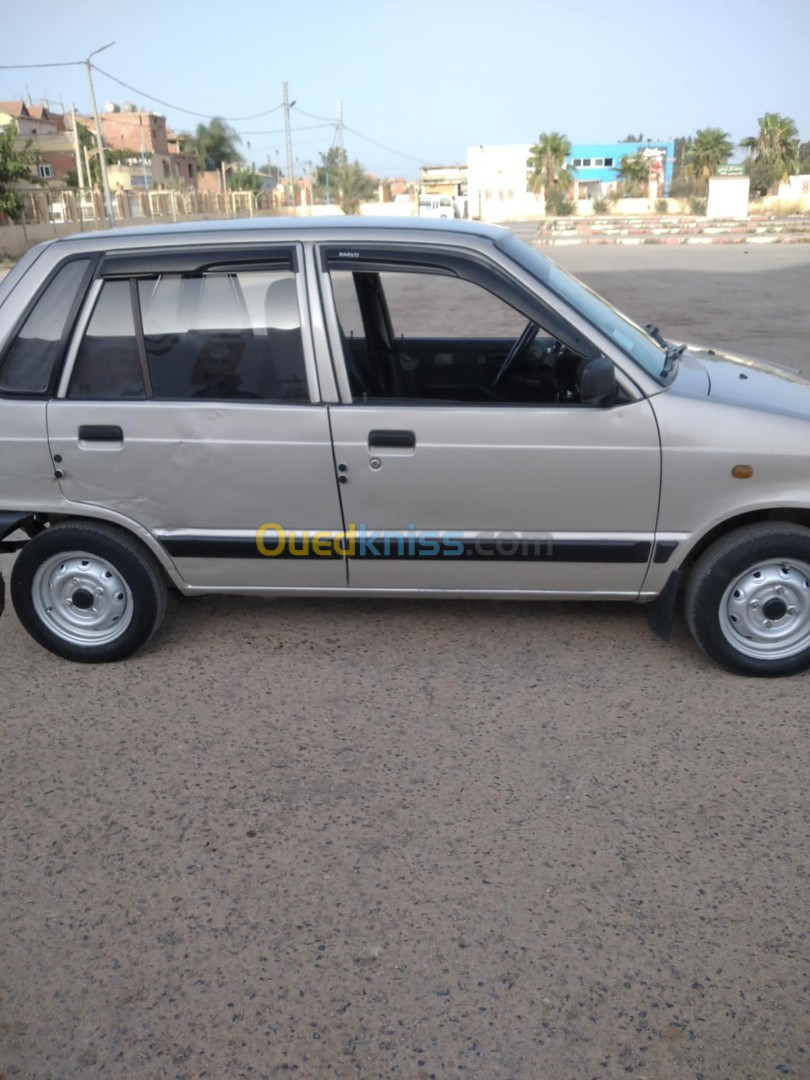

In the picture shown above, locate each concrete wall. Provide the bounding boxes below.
[778,174,810,198]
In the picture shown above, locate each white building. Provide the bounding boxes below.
[466,144,541,222]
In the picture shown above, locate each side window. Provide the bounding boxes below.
[0,258,90,393]
[381,271,526,338]
[330,267,588,406]
[64,267,310,402]
[138,269,308,401]
[69,280,145,399]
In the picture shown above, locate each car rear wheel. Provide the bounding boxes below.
[685,523,810,676]
[11,522,168,662]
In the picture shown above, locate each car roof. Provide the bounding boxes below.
[51,215,507,248]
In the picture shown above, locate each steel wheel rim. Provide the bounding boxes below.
[32,551,134,646]
[719,558,810,660]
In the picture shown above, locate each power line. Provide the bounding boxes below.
[2,56,426,165]
[294,105,424,164]
[0,56,283,121]
[236,123,333,136]
[291,105,335,124]
[343,123,424,163]
[92,64,283,121]
[0,59,85,69]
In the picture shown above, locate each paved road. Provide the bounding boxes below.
[545,239,810,374]
[2,241,809,1078]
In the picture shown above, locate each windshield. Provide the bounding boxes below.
[498,233,667,383]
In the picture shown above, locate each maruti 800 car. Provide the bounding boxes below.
[1,217,810,675]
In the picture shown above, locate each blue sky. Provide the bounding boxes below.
[2,0,808,177]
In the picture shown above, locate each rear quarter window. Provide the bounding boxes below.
[0,258,91,394]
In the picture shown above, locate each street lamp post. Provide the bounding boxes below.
[84,42,116,225]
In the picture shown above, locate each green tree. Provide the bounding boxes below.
[228,167,263,195]
[312,148,375,212]
[746,157,778,198]
[620,133,644,143]
[687,127,733,190]
[617,154,650,196]
[527,132,572,208]
[672,135,693,179]
[185,118,242,171]
[740,112,800,191]
[314,147,347,203]
[337,160,377,214]
[0,122,42,221]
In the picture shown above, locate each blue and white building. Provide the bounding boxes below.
[466,139,676,223]
[568,141,675,198]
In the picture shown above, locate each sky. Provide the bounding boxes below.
[2,0,808,178]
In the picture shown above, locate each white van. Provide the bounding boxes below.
[418,194,457,219]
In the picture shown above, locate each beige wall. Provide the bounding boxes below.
[777,175,810,201]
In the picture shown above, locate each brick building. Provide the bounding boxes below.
[0,101,77,185]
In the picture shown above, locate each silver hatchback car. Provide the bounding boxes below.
[2,217,810,675]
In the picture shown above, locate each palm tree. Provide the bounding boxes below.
[186,118,243,171]
[617,155,650,197]
[740,112,799,188]
[527,132,572,198]
[687,127,733,189]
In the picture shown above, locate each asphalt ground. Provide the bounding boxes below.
[1,239,809,1079]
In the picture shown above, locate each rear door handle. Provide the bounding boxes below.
[368,429,416,449]
[78,425,124,442]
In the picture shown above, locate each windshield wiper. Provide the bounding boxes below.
[645,323,669,348]
[645,323,684,378]
[660,343,686,378]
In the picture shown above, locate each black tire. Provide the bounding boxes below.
[11,521,168,663]
[685,522,810,676]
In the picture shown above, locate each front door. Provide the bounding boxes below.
[321,248,661,596]
[48,248,345,590]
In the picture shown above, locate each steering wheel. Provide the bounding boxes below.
[492,321,540,388]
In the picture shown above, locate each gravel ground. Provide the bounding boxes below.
[1,239,809,1079]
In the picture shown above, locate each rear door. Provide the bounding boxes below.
[47,245,346,589]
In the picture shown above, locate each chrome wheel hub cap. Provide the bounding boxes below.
[32,551,133,646]
[720,559,810,660]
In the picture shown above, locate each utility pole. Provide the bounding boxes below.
[84,42,116,225]
[282,82,295,206]
[337,99,344,159]
[70,104,85,190]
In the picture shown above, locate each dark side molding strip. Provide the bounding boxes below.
[159,535,652,563]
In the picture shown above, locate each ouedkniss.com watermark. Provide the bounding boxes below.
[255,523,554,559]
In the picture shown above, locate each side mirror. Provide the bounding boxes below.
[579,356,618,405]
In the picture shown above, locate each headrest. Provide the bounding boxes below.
[264,277,300,331]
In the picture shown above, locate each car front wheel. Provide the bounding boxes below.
[11,521,168,662]
[685,523,810,676]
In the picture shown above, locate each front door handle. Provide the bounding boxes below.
[78,425,124,442]
[368,429,416,450]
